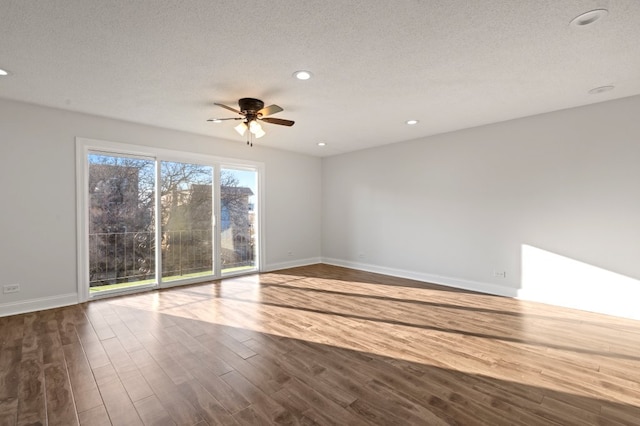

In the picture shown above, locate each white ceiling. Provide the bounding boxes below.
[1,0,638,157]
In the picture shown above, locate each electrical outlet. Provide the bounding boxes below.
[3,284,20,294]
[493,271,506,279]
[287,251,293,257]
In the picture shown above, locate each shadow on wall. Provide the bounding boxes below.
[520,244,640,320]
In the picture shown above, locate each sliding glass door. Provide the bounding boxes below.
[87,153,156,294]
[80,140,262,299]
[221,168,258,275]
[160,161,214,281]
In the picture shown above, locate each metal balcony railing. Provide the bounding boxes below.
[89,229,254,287]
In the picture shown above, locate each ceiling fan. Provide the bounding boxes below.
[208,98,294,146]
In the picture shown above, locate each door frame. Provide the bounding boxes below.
[75,137,265,302]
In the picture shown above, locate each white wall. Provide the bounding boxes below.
[0,98,322,316]
[3,95,640,320]
[322,95,640,319]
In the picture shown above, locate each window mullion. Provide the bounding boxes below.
[154,158,163,287]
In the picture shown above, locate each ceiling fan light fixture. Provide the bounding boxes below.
[234,122,247,136]
[249,121,266,138]
[293,70,312,80]
[249,120,261,132]
[254,127,266,138]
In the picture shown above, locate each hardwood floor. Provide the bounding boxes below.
[1,263,639,425]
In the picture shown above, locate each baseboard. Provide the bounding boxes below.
[263,257,322,273]
[321,257,519,298]
[3,262,635,321]
[0,293,79,318]
[322,258,640,321]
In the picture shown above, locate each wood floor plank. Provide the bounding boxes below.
[74,321,111,371]
[133,395,176,426]
[0,316,25,424]
[0,398,18,426]
[92,363,143,426]
[193,367,251,414]
[108,322,144,354]
[149,344,195,386]
[62,342,103,414]
[600,402,640,426]
[16,357,46,426]
[280,377,367,426]
[167,338,234,378]
[232,406,272,426]
[36,319,78,426]
[55,308,80,347]
[176,379,238,425]
[220,371,293,424]
[43,363,78,425]
[78,404,111,426]
[151,387,203,426]
[0,344,22,402]
[1,264,640,425]
[133,358,204,425]
[118,369,155,403]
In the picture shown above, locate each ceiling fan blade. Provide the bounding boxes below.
[214,103,242,114]
[261,117,295,127]
[257,104,283,117]
[207,117,243,122]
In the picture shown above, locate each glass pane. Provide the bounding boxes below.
[88,153,156,293]
[221,168,257,274]
[160,161,213,281]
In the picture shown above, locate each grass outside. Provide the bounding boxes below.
[162,270,214,282]
[89,278,156,293]
[222,265,256,274]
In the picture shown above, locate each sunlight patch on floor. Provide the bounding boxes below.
[103,269,640,408]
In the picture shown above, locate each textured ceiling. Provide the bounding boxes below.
[1,0,638,156]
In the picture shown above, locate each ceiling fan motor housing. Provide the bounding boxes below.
[239,98,265,114]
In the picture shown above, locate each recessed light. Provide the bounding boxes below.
[406,120,419,125]
[317,142,326,147]
[588,85,614,95]
[293,70,312,80]
[570,9,608,27]
[0,68,9,76]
